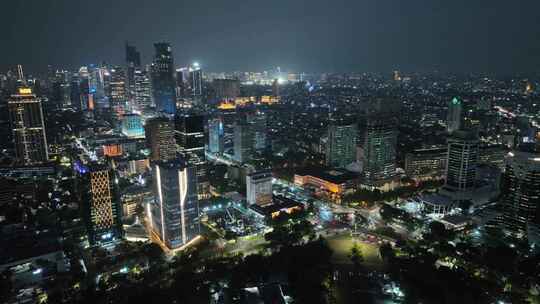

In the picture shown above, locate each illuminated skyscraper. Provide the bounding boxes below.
[501,145,540,239]
[78,163,123,245]
[145,117,177,161]
[361,114,398,188]
[326,120,357,168]
[247,111,268,154]
[77,66,93,111]
[444,130,479,191]
[134,68,153,109]
[234,120,254,163]
[125,42,141,102]
[151,42,177,115]
[108,67,127,115]
[176,67,189,98]
[208,117,224,154]
[70,74,82,110]
[50,70,71,108]
[150,159,200,250]
[246,170,273,206]
[8,87,49,164]
[447,97,462,133]
[175,114,209,199]
[189,63,202,97]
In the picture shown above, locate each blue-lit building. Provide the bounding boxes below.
[208,117,224,154]
[151,42,177,115]
[121,113,145,138]
[150,159,200,250]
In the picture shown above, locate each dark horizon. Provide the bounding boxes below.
[2,0,540,75]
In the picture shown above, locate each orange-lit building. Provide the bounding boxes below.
[259,95,280,104]
[294,168,358,203]
[103,144,123,157]
[216,95,279,110]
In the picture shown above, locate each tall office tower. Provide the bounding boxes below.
[447,97,462,133]
[150,159,200,250]
[134,69,153,109]
[501,144,540,239]
[145,117,177,161]
[51,81,71,108]
[247,112,268,153]
[176,67,189,98]
[246,170,273,206]
[78,69,91,111]
[125,42,141,101]
[8,87,49,165]
[361,115,398,187]
[50,70,71,107]
[234,121,254,163]
[78,163,123,245]
[175,114,209,199]
[189,63,203,97]
[88,65,106,101]
[151,42,177,115]
[208,117,224,154]
[70,74,82,110]
[108,67,127,115]
[326,120,357,168]
[444,130,479,191]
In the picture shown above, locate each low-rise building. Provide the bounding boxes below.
[404,147,447,181]
[294,167,358,203]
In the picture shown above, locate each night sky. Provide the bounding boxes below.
[2,0,540,74]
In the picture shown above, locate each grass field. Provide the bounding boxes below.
[327,234,384,270]
[199,231,385,271]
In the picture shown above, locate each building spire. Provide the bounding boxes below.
[17,64,27,85]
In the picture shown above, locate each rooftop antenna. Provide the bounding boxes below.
[17,64,26,85]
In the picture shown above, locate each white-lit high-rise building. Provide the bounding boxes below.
[150,159,200,250]
[189,63,203,97]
